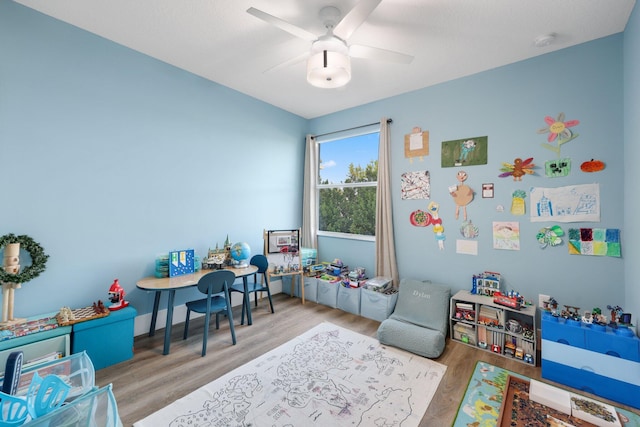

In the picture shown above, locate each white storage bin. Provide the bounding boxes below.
[337,285,361,315]
[360,288,398,322]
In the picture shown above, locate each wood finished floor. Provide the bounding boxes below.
[96,293,639,426]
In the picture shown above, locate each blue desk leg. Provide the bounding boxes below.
[244,276,252,326]
[163,290,176,355]
[149,291,161,337]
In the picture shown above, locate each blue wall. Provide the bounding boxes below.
[311,35,627,316]
[0,1,307,318]
[1,0,636,328]
[624,3,640,333]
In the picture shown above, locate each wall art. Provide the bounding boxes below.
[529,184,600,223]
[441,136,488,167]
[568,228,621,257]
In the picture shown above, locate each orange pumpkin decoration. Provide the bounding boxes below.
[580,159,605,172]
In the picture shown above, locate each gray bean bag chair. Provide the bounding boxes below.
[377,278,451,358]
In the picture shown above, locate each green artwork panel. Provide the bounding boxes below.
[441,136,488,167]
[607,242,621,257]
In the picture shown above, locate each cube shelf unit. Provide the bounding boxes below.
[450,290,537,365]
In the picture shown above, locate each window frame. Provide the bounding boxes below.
[316,127,379,242]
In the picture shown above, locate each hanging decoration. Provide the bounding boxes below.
[499,157,535,181]
[537,112,580,155]
[536,225,565,249]
[545,158,571,178]
[409,201,445,250]
[580,159,605,173]
[404,127,429,162]
[510,190,527,216]
[449,170,474,220]
[459,220,479,239]
[441,136,488,167]
[429,202,445,250]
[568,228,621,257]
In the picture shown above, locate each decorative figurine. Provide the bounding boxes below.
[108,279,129,311]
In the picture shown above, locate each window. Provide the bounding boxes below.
[317,130,379,239]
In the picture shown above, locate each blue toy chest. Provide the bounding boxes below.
[72,306,137,370]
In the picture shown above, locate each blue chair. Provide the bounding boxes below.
[183,270,237,356]
[230,254,274,325]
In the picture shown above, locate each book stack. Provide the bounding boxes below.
[479,305,503,328]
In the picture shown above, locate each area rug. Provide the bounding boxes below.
[134,322,447,427]
[452,361,640,427]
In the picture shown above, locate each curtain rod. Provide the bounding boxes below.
[311,118,392,139]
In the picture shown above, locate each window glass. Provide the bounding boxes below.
[318,131,379,237]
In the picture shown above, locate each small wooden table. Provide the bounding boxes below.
[136,265,258,355]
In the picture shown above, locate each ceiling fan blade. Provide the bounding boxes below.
[264,51,310,73]
[349,44,414,64]
[247,7,317,41]
[333,0,383,40]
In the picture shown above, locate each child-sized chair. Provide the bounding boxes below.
[377,278,451,358]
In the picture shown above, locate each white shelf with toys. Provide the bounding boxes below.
[450,288,537,366]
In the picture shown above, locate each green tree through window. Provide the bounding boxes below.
[318,132,379,237]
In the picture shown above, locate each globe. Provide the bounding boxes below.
[230,242,251,267]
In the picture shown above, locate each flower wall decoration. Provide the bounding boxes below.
[537,112,580,155]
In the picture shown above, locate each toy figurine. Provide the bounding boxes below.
[108,279,129,311]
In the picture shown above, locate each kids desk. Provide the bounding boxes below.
[72,306,137,370]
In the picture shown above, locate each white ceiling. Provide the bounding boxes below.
[14,0,636,119]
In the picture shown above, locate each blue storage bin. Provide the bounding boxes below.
[541,317,587,348]
[585,325,640,361]
[360,288,398,322]
[317,279,339,308]
[72,306,136,370]
[542,359,640,410]
[337,285,360,315]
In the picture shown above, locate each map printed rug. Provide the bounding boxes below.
[452,361,640,427]
[134,322,446,427]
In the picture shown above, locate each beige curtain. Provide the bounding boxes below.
[301,134,318,249]
[375,118,399,286]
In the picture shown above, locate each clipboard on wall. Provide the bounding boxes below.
[405,128,429,161]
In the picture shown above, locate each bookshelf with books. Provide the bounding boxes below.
[450,290,537,365]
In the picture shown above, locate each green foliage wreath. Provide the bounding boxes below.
[0,234,49,284]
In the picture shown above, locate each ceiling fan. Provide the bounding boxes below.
[247,0,414,88]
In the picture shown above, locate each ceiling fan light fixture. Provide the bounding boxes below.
[307,50,351,88]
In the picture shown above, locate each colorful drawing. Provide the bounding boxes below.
[400,170,430,199]
[499,157,535,181]
[568,228,621,257]
[493,221,520,251]
[545,158,571,177]
[536,225,564,249]
[441,136,488,167]
[529,184,600,223]
[537,112,580,155]
[511,190,526,216]
[449,170,474,220]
